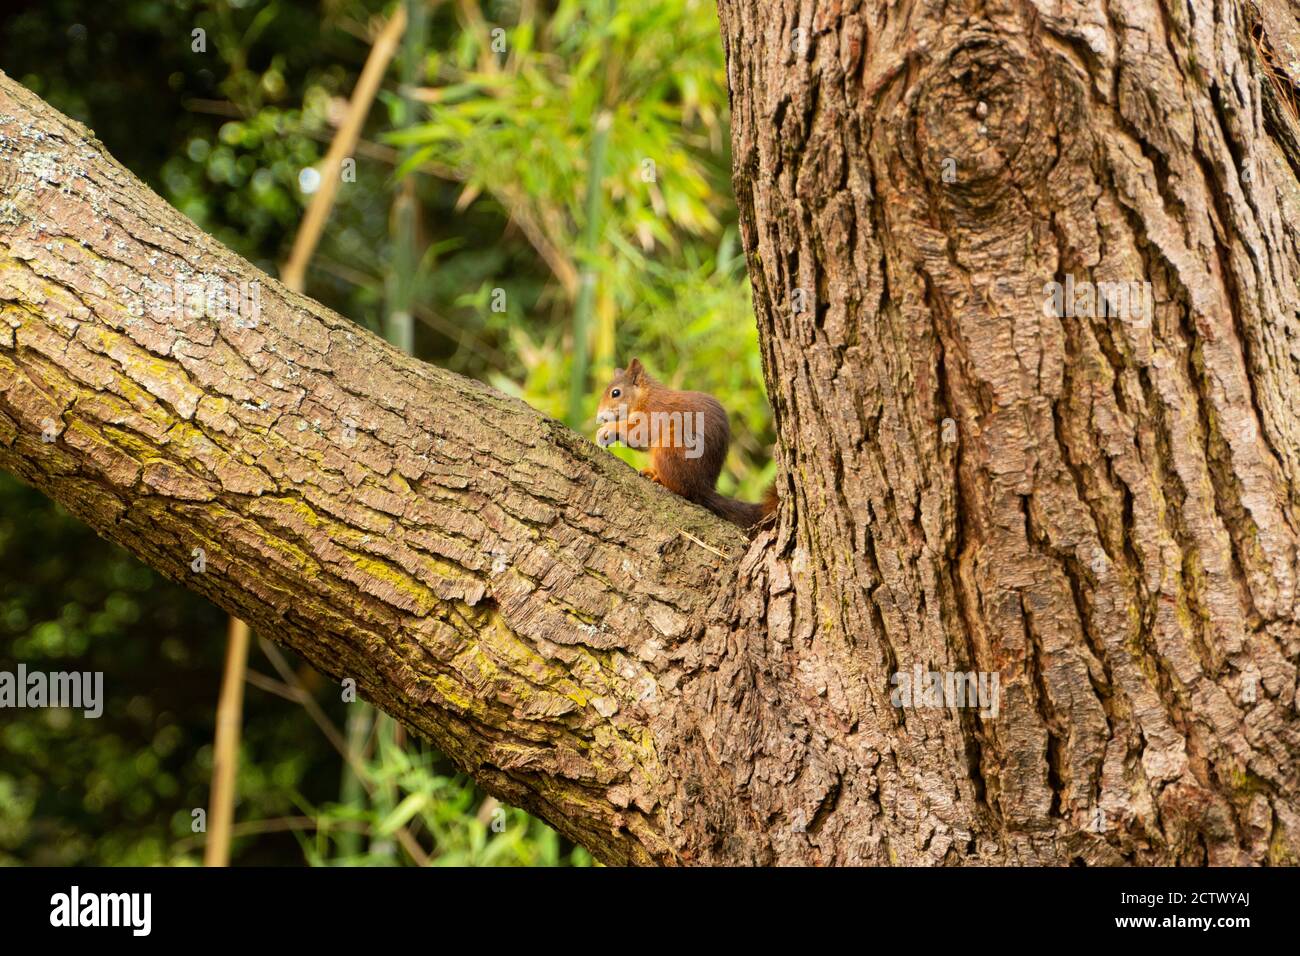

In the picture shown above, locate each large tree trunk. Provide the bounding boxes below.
[715,0,1300,864]
[2,0,1299,867]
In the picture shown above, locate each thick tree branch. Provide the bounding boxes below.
[0,70,751,866]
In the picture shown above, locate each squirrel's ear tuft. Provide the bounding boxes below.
[626,357,644,381]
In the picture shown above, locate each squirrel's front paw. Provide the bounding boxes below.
[596,423,618,447]
[640,467,660,484]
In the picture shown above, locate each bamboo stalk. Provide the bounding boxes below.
[204,617,250,867]
[383,0,426,354]
[567,110,612,427]
[281,6,409,291]
[336,703,372,859]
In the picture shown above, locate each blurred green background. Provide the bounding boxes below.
[0,0,768,865]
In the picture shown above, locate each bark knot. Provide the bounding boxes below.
[913,31,1055,214]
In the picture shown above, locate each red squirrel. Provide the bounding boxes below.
[595,358,777,530]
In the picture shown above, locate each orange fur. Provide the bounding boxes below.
[595,358,776,530]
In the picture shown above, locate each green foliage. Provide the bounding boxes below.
[294,729,592,867]
[0,478,314,866]
[0,0,764,865]
[391,0,770,494]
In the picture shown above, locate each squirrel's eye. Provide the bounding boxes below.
[611,388,621,398]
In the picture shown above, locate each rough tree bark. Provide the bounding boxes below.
[714,0,1300,864]
[2,0,1299,867]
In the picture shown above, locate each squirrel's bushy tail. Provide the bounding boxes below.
[698,483,778,531]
